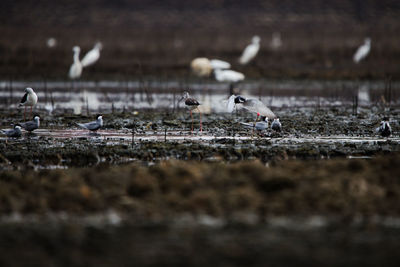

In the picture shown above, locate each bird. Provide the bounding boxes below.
[214,69,245,83]
[214,69,245,95]
[226,94,246,113]
[240,116,269,131]
[46,37,57,48]
[179,91,202,132]
[81,42,103,67]
[1,124,22,138]
[271,118,282,132]
[191,57,231,77]
[20,115,40,132]
[353,38,371,63]
[19,87,38,121]
[239,35,260,65]
[270,32,282,50]
[209,59,231,70]
[77,114,103,132]
[69,46,83,79]
[375,118,391,137]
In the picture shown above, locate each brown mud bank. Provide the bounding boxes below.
[1,155,400,217]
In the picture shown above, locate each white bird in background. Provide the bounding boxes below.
[81,42,103,67]
[209,59,231,70]
[19,87,38,121]
[353,38,371,63]
[270,32,282,50]
[69,46,83,79]
[239,35,261,65]
[190,57,231,77]
[46,37,57,48]
[214,69,245,83]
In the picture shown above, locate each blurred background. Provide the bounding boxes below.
[0,0,399,80]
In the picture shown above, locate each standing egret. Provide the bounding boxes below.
[77,114,103,132]
[179,91,202,132]
[353,38,371,63]
[19,87,38,121]
[239,35,260,65]
[69,46,83,79]
[81,42,103,67]
[191,57,231,77]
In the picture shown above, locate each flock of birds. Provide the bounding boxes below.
[0,35,387,139]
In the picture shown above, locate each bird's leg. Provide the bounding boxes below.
[24,106,26,121]
[198,108,202,133]
[190,110,193,133]
[252,113,260,137]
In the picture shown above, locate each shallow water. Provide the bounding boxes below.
[1,79,399,114]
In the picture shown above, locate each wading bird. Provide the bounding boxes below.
[179,91,202,132]
[1,124,22,138]
[376,118,391,137]
[19,87,38,121]
[353,38,371,63]
[69,46,83,79]
[239,35,260,65]
[271,118,282,132]
[20,115,40,132]
[191,57,231,77]
[81,42,103,67]
[77,114,103,132]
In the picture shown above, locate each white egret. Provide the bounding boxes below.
[19,87,38,121]
[353,38,371,63]
[270,32,282,50]
[81,42,103,67]
[69,46,83,79]
[239,35,260,65]
[214,69,244,83]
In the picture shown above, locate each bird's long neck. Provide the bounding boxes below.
[73,51,80,64]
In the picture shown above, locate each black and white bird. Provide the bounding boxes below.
[19,87,38,121]
[20,115,40,132]
[375,118,391,137]
[271,118,282,132]
[179,91,202,132]
[1,124,22,138]
[241,116,269,131]
[77,114,103,132]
